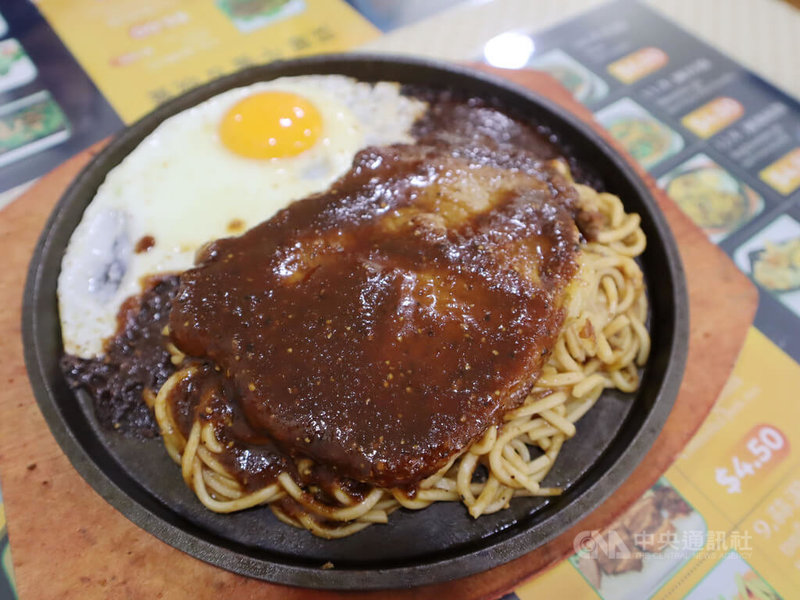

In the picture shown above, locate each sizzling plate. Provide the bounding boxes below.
[22,55,688,590]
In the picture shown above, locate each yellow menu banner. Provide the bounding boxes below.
[516,328,800,599]
[36,0,379,123]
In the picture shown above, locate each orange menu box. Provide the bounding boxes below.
[760,147,800,195]
[714,424,790,495]
[607,47,668,84]
[681,97,744,139]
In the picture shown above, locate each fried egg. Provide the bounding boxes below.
[59,75,427,358]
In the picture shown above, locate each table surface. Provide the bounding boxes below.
[2,1,800,598]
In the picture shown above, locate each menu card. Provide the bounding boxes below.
[0,1,122,193]
[482,2,800,598]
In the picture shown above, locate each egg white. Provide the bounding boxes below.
[59,75,428,358]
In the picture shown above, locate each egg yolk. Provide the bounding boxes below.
[219,91,322,159]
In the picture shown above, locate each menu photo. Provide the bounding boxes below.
[527,48,609,106]
[0,38,36,94]
[658,153,764,243]
[0,90,70,169]
[734,214,800,318]
[569,478,706,600]
[595,98,684,171]
[214,0,306,33]
[683,551,782,600]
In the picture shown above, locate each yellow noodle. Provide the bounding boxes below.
[152,166,650,537]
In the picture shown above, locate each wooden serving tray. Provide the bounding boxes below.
[0,67,757,599]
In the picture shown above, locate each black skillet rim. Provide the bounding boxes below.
[22,54,688,590]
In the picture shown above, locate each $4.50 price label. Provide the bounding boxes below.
[716,425,789,494]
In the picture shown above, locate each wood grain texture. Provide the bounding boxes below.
[0,67,757,599]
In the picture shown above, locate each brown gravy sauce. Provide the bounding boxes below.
[61,276,179,437]
[62,89,590,503]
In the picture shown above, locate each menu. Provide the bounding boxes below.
[483,2,800,598]
[0,1,123,193]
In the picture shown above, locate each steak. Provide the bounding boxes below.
[169,143,581,488]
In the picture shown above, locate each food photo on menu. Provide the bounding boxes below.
[0,0,800,599]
